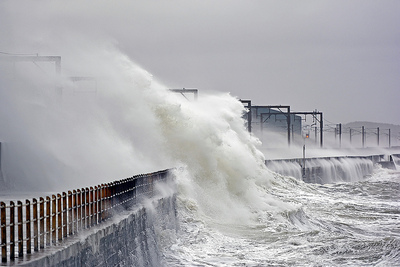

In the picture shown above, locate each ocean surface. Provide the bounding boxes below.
[161,162,400,266]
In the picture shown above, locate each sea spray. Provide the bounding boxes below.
[150,90,299,228]
[0,47,171,191]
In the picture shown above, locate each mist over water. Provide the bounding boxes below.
[0,46,174,191]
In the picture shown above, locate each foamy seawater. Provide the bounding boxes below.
[162,166,400,266]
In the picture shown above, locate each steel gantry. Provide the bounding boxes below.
[0,55,62,94]
[290,111,323,147]
[0,55,61,75]
[169,88,198,101]
[253,105,291,146]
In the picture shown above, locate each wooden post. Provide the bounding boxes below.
[40,197,45,248]
[62,192,67,238]
[97,186,101,222]
[81,188,86,229]
[57,194,62,241]
[101,184,106,221]
[46,197,50,246]
[72,190,77,234]
[90,187,94,226]
[68,191,73,236]
[10,201,15,260]
[26,200,31,254]
[33,198,38,252]
[108,183,112,218]
[17,201,23,257]
[51,195,56,244]
[94,186,98,225]
[86,187,90,228]
[77,189,82,231]
[1,202,6,263]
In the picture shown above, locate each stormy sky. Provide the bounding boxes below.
[1,0,399,125]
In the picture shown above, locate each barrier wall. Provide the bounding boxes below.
[265,154,397,183]
[0,169,171,264]
[20,195,177,267]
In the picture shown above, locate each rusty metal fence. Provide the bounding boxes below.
[0,169,171,263]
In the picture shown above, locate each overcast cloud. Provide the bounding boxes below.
[1,0,399,125]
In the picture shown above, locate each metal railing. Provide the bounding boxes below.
[0,169,171,263]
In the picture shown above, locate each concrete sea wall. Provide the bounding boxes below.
[21,195,177,267]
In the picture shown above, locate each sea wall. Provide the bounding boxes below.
[21,195,177,267]
[265,154,392,184]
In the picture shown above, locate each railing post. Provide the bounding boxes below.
[108,183,112,214]
[85,187,90,229]
[68,191,73,236]
[26,199,31,254]
[57,194,62,241]
[33,198,38,252]
[51,195,56,244]
[77,189,82,231]
[1,201,6,263]
[17,201,23,258]
[97,186,101,223]
[100,184,105,221]
[10,201,15,260]
[39,197,45,249]
[81,188,86,229]
[72,190,77,234]
[90,187,94,226]
[46,196,50,246]
[106,183,110,219]
[94,186,98,225]
[97,185,101,223]
[62,192,67,238]
[105,183,109,219]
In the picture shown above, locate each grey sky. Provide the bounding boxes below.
[1,0,400,125]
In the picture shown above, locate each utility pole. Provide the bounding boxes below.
[320,112,323,148]
[287,106,291,146]
[314,126,318,144]
[377,127,380,147]
[362,126,365,148]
